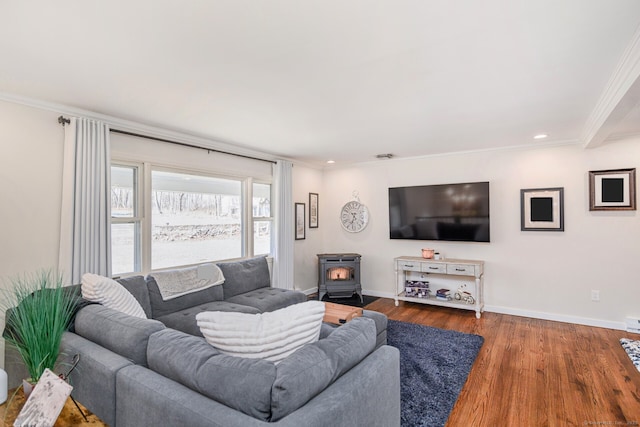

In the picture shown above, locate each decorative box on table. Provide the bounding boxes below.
[405,280,430,298]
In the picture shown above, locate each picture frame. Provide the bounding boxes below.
[295,203,305,240]
[589,168,636,211]
[309,193,319,228]
[520,187,564,231]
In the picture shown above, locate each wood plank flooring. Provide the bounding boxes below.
[366,297,640,427]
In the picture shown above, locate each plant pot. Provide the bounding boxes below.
[421,248,434,259]
[22,378,36,399]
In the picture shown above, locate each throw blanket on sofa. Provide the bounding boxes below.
[153,264,225,301]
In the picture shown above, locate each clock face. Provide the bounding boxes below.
[340,201,369,233]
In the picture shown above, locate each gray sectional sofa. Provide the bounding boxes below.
[6,256,400,426]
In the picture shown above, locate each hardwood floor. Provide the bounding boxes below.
[365,298,640,426]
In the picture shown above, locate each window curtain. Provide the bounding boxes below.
[58,117,111,284]
[272,160,294,290]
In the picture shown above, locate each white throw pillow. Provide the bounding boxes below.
[196,301,325,363]
[81,273,147,319]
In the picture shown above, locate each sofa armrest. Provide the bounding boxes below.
[59,332,134,427]
[74,304,165,366]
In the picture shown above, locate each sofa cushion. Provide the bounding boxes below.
[147,328,277,421]
[146,274,224,319]
[155,301,260,337]
[270,316,377,421]
[74,304,165,366]
[116,275,152,318]
[196,301,325,363]
[225,287,307,313]
[218,256,271,299]
[81,273,147,318]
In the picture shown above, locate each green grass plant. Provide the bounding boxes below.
[2,270,80,382]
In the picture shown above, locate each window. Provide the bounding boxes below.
[151,170,242,269]
[111,163,271,274]
[253,182,272,256]
[111,164,141,275]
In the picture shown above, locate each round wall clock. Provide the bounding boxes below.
[340,196,369,233]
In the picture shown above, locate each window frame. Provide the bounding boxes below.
[110,161,144,275]
[251,179,274,257]
[111,160,272,275]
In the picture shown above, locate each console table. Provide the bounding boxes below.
[394,256,484,318]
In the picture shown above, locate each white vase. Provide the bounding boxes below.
[0,368,6,404]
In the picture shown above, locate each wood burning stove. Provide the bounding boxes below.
[317,253,362,303]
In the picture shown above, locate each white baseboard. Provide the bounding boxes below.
[484,305,626,331]
[298,288,394,299]
[297,289,626,330]
[362,290,396,299]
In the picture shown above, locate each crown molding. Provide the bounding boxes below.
[582,24,640,148]
[0,91,291,164]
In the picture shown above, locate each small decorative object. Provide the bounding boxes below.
[295,203,305,240]
[434,252,442,260]
[421,248,434,259]
[309,193,319,228]
[436,288,452,301]
[405,280,430,298]
[520,187,564,231]
[454,288,475,305]
[14,368,73,427]
[589,168,636,211]
[340,191,369,233]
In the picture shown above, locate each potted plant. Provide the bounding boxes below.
[1,270,80,395]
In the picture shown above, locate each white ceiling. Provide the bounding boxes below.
[2,1,640,166]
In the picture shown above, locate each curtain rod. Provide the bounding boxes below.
[58,115,276,164]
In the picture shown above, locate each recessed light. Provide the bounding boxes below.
[327,160,335,164]
[533,134,548,140]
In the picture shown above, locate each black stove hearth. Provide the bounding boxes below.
[317,253,362,304]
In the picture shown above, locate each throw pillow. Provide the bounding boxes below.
[81,273,147,319]
[196,300,325,363]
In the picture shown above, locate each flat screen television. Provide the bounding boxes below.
[389,182,490,242]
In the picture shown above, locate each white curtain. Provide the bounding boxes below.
[272,160,294,290]
[58,117,111,284]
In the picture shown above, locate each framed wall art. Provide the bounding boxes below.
[520,187,564,231]
[309,193,319,228]
[295,202,305,240]
[589,168,636,211]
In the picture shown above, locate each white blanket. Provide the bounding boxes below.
[153,263,225,301]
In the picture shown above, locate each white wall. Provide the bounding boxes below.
[2,96,639,339]
[314,140,640,329]
[292,165,324,293]
[0,100,65,367]
[0,100,64,284]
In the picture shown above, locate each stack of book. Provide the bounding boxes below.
[405,280,430,298]
[436,288,451,301]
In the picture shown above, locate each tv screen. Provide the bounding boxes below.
[389,182,490,242]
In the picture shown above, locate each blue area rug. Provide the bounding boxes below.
[386,320,484,427]
[621,338,640,372]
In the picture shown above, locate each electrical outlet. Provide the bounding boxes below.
[591,290,600,302]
